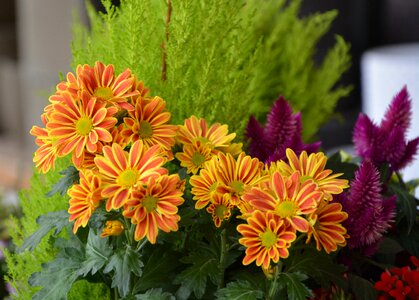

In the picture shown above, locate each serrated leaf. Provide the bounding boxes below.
[18,210,70,252]
[215,280,264,300]
[134,288,175,300]
[174,251,219,299]
[46,165,79,197]
[133,247,180,293]
[277,272,313,300]
[348,274,377,300]
[390,184,417,233]
[78,230,113,276]
[29,257,81,300]
[286,248,347,288]
[104,245,144,297]
[29,233,85,300]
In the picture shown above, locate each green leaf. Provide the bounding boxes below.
[398,222,419,257]
[390,183,417,233]
[133,247,180,293]
[46,165,79,197]
[103,245,144,297]
[134,288,175,300]
[325,151,358,181]
[174,250,219,299]
[18,210,70,252]
[348,274,377,300]
[29,233,85,300]
[78,230,113,276]
[286,248,347,288]
[215,280,264,300]
[277,272,313,300]
[376,237,404,255]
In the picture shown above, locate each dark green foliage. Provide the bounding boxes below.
[79,230,113,276]
[45,166,79,197]
[72,0,350,139]
[18,210,69,252]
[390,183,418,233]
[134,288,176,300]
[104,245,144,297]
[215,280,264,300]
[347,274,377,300]
[277,272,313,300]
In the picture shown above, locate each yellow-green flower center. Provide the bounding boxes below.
[195,137,211,144]
[260,230,277,248]
[230,180,244,194]
[142,196,158,213]
[215,204,227,218]
[138,120,153,139]
[191,152,206,167]
[75,117,93,136]
[276,200,296,218]
[94,87,114,101]
[209,182,218,192]
[117,169,138,188]
[300,175,312,183]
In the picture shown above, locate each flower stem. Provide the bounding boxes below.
[266,262,282,300]
[396,171,407,190]
[161,0,172,81]
[218,228,227,288]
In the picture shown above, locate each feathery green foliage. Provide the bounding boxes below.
[4,157,109,299]
[72,0,351,139]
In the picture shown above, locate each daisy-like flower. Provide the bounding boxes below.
[190,157,220,209]
[77,61,138,110]
[206,193,234,227]
[94,140,167,211]
[30,126,59,173]
[121,96,177,152]
[306,201,348,254]
[237,210,296,269]
[244,171,322,232]
[274,149,348,201]
[123,174,184,244]
[216,152,265,206]
[47,92,117,161]
[176,115,237,152]
[175,141,213,174]
[68,169,103,234]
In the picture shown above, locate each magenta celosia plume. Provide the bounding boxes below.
[353,86,419,171]
[246,96,320,163]
[339,160,396,253]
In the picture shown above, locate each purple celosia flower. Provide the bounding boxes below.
[353,86,419,171]
[246,96,321,163]
[338,160,396,253]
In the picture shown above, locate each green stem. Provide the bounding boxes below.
[136,238,148,251]
[112,287,119,300]
[218,228,228,288]
[266,261,282,300]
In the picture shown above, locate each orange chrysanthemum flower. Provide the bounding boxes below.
[77,61,138,110]
[275,149,349,201]
[175,141,213,174]
[30,126,59,173]
[123,174,184,244]
[306,201,349,253]
[237,211,296,269]
[216,152,265,206]
[243,171,322,232]
[190,157,220,209]
[121,96,177,151]
[176,116,237,152]
[68,170,103,234]
[94,140,167,211]
[206,193,234,227]
[47,92,117,161]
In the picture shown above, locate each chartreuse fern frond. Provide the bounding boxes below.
[71,0,350,139]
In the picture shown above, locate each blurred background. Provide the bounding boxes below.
[0,0,418,211]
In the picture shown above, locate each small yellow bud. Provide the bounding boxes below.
[101,220,125,238]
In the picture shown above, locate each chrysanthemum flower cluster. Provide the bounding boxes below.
[190,147,350,269]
